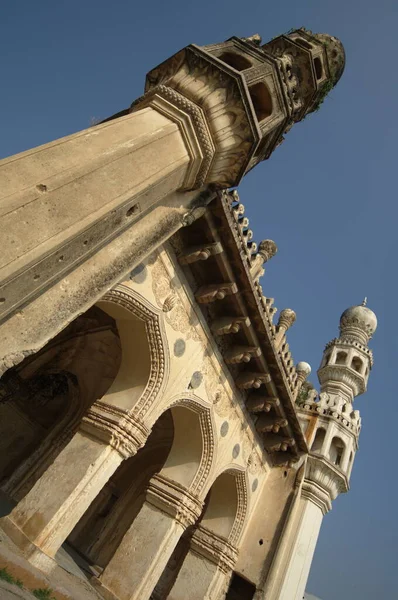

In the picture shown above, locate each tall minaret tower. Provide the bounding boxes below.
[267,302,377,600]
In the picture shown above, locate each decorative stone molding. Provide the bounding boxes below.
[297,389,361,436]
[227,469,249,545]
[191,525,238,573]
[211,316,251,336]
[81,401,150,459]
[139,45,261,188]
[165,394,216,497]
[302,454,349,515]
[324,337,373,365]
[100,285,169,419]
[146,473,203,528]
[195,283,238,304]
[178,242,223,265]
[131,85,216,190]
[318,364,366,397]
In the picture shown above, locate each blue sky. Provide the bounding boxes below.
[1,1,397,598]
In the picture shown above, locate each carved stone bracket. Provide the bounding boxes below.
[263,433,295,452]
[236,372,271,390]
[211,316,250,335]
[246,394,280,413]
[178,242,223,265]
[256,414,288,434]
[224,346,261,364]
[195,283,238,304]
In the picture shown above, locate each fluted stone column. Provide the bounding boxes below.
[93,473,203,600]
[167,525,237,600]
[0,410,148,566]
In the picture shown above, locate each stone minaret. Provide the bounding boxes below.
[266,301,377,600]
[0,27,345,375]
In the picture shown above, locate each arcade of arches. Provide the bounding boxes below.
[0,288,258,600]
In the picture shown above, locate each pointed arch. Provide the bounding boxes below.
[97,284,170,416]
[152,393,217,497]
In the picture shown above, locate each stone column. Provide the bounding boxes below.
[0,410,148,565]
[0,42,264,379]
[275,496,324,600]
[167,525,238,600]
[261,455,348,600]
[93,473,203,600]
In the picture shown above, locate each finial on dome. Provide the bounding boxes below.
[362,297,367,307]
[339,302,377,345]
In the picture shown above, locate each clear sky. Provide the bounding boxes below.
[1,1,397,598]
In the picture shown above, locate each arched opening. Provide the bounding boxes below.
[249,82,273,122]
[311,428,326,453]
[351,356,363,373]
[153,471,244,599]
[66,410,174,570]
[329,437,345,467]
[96,300,151,411]
[314,56,323,80]
[0,305,122,506]
[64,403,206,577]
[335,351,348,365]
[218,51,252,72]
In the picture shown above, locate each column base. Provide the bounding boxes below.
[0,515,58,574]
[91,576,121,600]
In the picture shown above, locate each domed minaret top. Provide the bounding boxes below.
[339,298,377,345]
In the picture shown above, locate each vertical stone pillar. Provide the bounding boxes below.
[275,496,324,600]
[262,456,347,600]
[93,473,203,600]
[0,411,148,563]
[167,525,238,600]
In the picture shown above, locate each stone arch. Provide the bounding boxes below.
[96,284,169,415]
[335,351,348,365]
[0,305,122,501]
[204,464,249,545]
[311,427,326,454]
[328,436,346,467]
[154,393,217,497]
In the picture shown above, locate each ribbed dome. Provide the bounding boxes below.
[312,33,346,85]
[340,302,377,341]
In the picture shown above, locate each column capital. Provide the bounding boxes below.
[191,525,238,574]
[146,473,203,528]
[132,44,262,189]
[132,85,215,191]
[80,401,150,459]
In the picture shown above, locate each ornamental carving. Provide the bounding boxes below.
[151,258,201,342]
[100,285,170,420]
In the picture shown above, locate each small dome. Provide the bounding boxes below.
[312,33,346,85]
[296,361,311,376]
[340,301,377,340]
